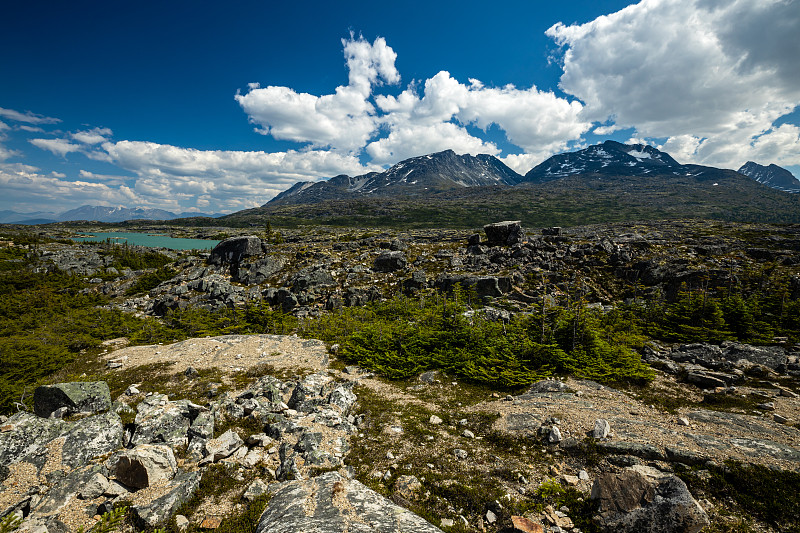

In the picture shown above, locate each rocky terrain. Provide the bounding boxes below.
[2,219,800,532]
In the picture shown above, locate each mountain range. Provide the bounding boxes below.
[264,140,798,208]
[0,206,224,225]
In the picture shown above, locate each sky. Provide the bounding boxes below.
[1,0,799,215]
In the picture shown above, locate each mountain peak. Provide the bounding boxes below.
[523,141,684,183]
[265,151,521,206]
[738,161,800,193]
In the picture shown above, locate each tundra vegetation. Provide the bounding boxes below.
[0,220,799,532]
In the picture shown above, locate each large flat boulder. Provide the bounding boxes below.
[590,466,709,533]
[255,472,443,533]
[210,236,262,265]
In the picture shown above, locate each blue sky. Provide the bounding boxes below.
[1,0,798,214]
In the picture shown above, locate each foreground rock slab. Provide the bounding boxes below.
[590,465,709,533]
[255,471,443,533]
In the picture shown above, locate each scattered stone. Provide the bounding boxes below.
[200,516,223,529]
[429,415,443,425]
[548,426,562,444]
[757,402,776,411]
[511,515,544,533]
[175,515,190,531]
[485,510,497,524]
[440,518,454,527]
[462,429,475,439]
[774,413,790,424]
[394,475,422,500]
[453,449,468,460]
[78,472,109,500]
[484,220,525,246]
[592,419,611,439]
[201,429,244,464]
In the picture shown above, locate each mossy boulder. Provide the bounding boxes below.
[33,381,111,418]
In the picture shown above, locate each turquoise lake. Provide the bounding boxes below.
[73,232,221,250]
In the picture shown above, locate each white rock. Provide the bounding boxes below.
[486,510,497,524]
[462,429,475,439]
[592,419,611,439]
[429,415,443,425]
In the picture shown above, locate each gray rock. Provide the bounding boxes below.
[210,236,262,265]
[33,381,111,418]
[548,426,563,444]
[596,441,664,460]
[201,429,244,464]
[374,251,407,273]
[115,444,178,489]
[484,220,525,246]
[525,379,571,394]
[434,275,512,298]
[131,471,201,528]
[130,395,193,447]
[34,464,108,515]
[78,472,109,500]
[0,411,122,471]
[592,419,611,439]
[243,478,269,502]
[590,466,709,533]
[60,411,124,469]
[255,471,443,532]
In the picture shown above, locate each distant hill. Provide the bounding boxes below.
[0,206,225,224]
[267,149,522,206]
[738,161,800,193]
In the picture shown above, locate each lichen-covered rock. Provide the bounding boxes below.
[200,429,244,464]
[33,381,111,418]
[590,466,709,533]
[130,395,196,447]
[255,472,443,533]
[115,444,178,489]
[130,471,201,528]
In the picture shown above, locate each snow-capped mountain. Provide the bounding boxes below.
[522,140,685,183]
[56,205,181,222]
[267,150,522,206]
[737,162,800,193]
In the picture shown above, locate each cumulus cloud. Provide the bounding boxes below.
[101,140,381,212]
[71,127,113,144]
[0,162,138,213]
[547,0,800,168]
[235,35,399,152]
[29,138,84,157]
[0,107,61,125]
[237,35,589,170]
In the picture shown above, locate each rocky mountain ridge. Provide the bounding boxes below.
[738,161,800,193]
[268,150,521,206]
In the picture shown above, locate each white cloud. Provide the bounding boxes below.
[101,140,380,212]
[71,127,113,144]
[0,107,61,125]
[547,0,800,168]
[235,35,399,152]
[17,125,45,133]
[237,36,588,169]
[0,162,138,213]
[29,138,84,157]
